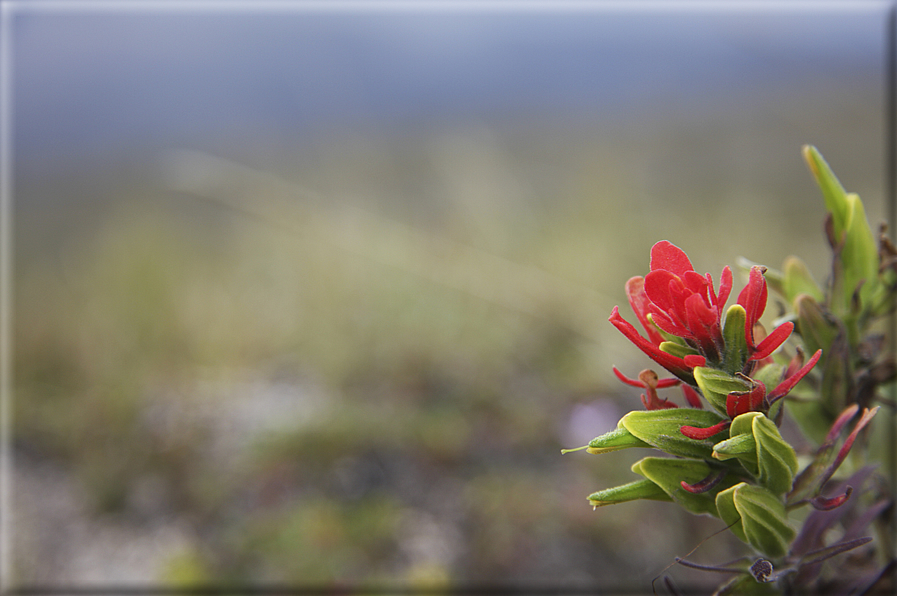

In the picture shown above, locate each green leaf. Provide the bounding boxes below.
[585,426,651,454]
[620,408,728,459]
[588,478,671,508]
[802,145,850,239]
[694,367,752,416]
[716,483,795,558]
[722,304,749,375]
[841,193,880,313]
[793,294,839,358]
[752,414,799,495]
[802,146,880,317]
[782,256,824,305]
[632,457,735,516]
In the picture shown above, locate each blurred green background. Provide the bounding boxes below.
[8,4,890,590]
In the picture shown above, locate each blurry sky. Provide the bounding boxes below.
[10,2,888,168]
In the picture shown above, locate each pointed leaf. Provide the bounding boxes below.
[588,478,671,508]
[620,408,727,459]
[586,426,651,454]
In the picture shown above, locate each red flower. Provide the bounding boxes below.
[609,241,729,381]
[641,241,733,364]
[611,241,820,421]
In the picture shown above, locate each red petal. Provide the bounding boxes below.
[644,270,683,317]
[683,270,710,298]
[681,384,704,408]
[683,354,706,368]
[823,404,860,446]
[768,349,822,401]
[650,240,694,277]
[737,266,768,346]
[680,420,730,440]
[717,266,733,308]
[625,276,664,346]
[609,307,694,381]
[750,321,794,360]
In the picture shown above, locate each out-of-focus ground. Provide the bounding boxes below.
[8,6,891,591]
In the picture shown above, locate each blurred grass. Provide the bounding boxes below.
[12,118,883,586]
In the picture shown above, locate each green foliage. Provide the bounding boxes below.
[715,483,794,558]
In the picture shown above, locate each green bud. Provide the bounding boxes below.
[716,482,795,558]
[694,367,752,417]
[659,340,701,360]
[713,412,798,496]
[620,408,728,460]
[713,433,757,468]
[584,426,651,454]
[722,304,749,375]
[588,478,671,508]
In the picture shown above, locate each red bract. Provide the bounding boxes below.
[737,265,794,361]
[609,306,698,383]
[642,241,733,363]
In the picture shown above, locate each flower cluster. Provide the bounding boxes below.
[609,240,820,429]
[565,147,891,593]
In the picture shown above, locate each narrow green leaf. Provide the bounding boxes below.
[713,433,758,468]
[803,145,849,237]
[841,193,880,312]
[588,478,671,507]
[586,426,651,454]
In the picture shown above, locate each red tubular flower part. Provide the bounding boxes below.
[737,266,768,348]
[726,378,767,418]
[680,470,726,494]
[679,420,730,440]
[817,407,880,489]
[811,486,853,511]
[823,404,860,446]
[750,321,794,361]
[767,349,823,404]
[683,354,707,368]
[681,384,703,408]
[716,266,733,310]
